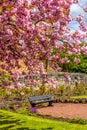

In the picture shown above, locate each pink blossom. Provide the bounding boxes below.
[72,48,80,54]
[22,51,27,56]
[60,57,70,63]
[81,46,87,55]
[64,73,71,83]
[83,7,87,12]
[6,29,13,35]
[51,84,56,89]
[76,15,84,22]
[73,0,78,3]
[67,51,72,56]
[74,58,80,64]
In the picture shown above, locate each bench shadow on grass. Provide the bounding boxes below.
[41,128,53,130]
[0,113,53,130]
[15,126,53,130]
[16,128,36,130]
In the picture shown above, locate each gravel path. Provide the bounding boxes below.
[37,103,87,120]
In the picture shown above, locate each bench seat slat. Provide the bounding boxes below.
[29,94,51,102]
[32,99,53,104]
[29,94,53,107]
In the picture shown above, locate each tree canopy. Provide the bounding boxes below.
[0,0,87,88]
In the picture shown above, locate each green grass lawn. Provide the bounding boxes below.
[71,95,87,99]
[0,110,87,130]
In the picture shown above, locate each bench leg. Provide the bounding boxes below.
[48,101,53,106]
[31,103,36,107]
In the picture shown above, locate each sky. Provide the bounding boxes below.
[68,0,87,32]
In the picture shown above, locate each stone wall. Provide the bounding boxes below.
[47,72,87,86]
[19,72,87,86]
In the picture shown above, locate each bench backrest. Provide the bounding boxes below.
[29,94,51,102]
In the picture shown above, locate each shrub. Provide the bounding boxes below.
[69,118,87,125]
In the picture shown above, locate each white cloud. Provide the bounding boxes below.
[68,0,87,31]
[78,0,87,6]
[70,4,84,18]
[68,21,80,31]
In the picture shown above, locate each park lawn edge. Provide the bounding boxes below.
[71,95,87,99]
[0,110,87,130]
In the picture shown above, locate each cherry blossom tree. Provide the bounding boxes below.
[0,0,87,89]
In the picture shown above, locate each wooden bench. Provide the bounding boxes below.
[29,94,53,107]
